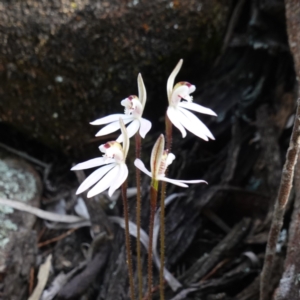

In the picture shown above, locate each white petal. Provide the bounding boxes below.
[76,164,115,195]
[134,159,152,178]
[117,119,140,142]
[87,165,120,198]
[116,135,123,143]
[167,59,183,101]
[166,153,176,167]
[90,114,132,125]
[178,107,215,140]
[138,73,147,110]
[159,177,206,187]
[188,85,196,94]
[95,121,121,136]
[96,118,134,137]
[139,118,152,138]
[178,110,208,141]
[71,157,107,170]
[167,107,187,138]
[176,179,207,184]
[178,101,217,116]
[126,119,141,138]
[108,163,129,197]
[159,176,189,187]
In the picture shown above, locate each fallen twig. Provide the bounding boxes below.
[38,228,78,247]
[29,267,35,296]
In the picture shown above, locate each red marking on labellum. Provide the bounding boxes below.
[177,81,192,87]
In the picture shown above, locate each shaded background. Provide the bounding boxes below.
[0,0,228,158]
[0,0,298,299]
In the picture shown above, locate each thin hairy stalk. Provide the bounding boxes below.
[159,181,166,300]
[260,1,300,299]
[122,180,136,300]
[165,114,173,151]
[135,133,143,300]
[147,183,158,300]
[158,114,173,300]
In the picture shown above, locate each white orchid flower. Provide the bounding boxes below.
[166,59,217,141]
[134,134,207,187]
[71,119,129,198]
[90,74,152,142]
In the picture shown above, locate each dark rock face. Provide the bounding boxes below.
[0,0,229,157]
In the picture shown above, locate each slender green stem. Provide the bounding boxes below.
[148,182,158,300]
[135,133,143,300]
[121,180,136,300]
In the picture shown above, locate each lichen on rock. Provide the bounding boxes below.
[0,156,42,269]
[0,159,37,202]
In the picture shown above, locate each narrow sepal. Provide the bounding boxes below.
[119,118,130,159]
[167,59,183,101]
[150,134,165,179]
[138,73,147,110]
